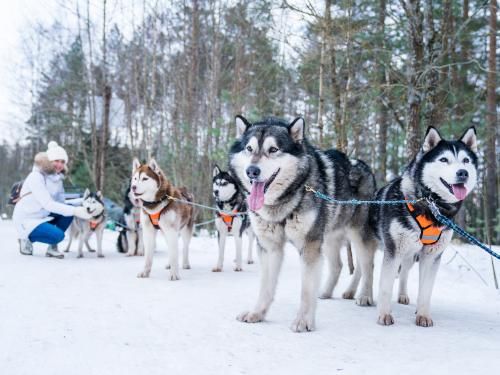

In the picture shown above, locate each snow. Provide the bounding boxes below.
[0,219,499,375]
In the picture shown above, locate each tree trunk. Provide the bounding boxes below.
[486,0,498,243]
[376,0,388,182]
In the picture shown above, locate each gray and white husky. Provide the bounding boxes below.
[368,126,478,327]
[212,165,255,272]
[229,115,377,332]
[117,181,144,256]
[65,189,106,258]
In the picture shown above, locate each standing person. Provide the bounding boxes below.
[12,141,92,258]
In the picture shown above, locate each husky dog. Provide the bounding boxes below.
[131,158,195,281]
[65,189,106,258]
[370,126,478,327]
[117,181,144,256]
[229,115,377,332]
[212,165,255,272]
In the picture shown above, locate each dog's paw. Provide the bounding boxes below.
[137,270,150,278]
[183,263,191,270]
[356,295,373,306]
[247,259,254,264]
[165,264,171,270]
[318,291,333,299]
[126,253,134,257]
[63,249,69,253]
[290,315,315,333]
[77,254,84,259]
[97,254,105,258]
[212,267,222,272]
[342,290,356,300]
[416,315,434,327]
[137,251,144,256]
[237,311,264,323]
[88,248,96,253]
[398,294,410,305]
[377,314,394,326]
[169,272,180,281]
[233,266,243,272]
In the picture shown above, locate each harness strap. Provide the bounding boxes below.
[218,209,238,232]
[406,199,444,245]
[89,220,100,231]
[145,206,169,230]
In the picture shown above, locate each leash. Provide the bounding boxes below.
[306,185,500,260]
[161,194,248,217]
[305,185,425,205]
[427,200,500,261]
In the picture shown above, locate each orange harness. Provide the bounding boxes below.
[145,206,168,230]
[406,200,444,245]
[218,209,238,232]
[89,220,100,231]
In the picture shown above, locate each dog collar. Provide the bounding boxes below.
[406,198,444,245]
[141,194,171,209]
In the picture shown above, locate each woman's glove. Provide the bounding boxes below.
[73,206,93,220]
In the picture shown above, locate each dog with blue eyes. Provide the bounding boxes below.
[364,126,478,327]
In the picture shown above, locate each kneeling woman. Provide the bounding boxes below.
[13,141,91,258]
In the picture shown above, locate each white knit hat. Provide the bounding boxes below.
[46,141,68,163]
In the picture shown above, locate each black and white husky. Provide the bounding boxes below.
[212,165,254,272]
[369,126,478,327]
[117,182,144,256]
[65,189,106,258]
[229,115,377,332]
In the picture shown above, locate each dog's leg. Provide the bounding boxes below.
[64,232,73,252]
[234,231,243,272]
[415,250,443,327]
[77,233,87,258]
[377,249,401,325]
[247,230,255,264]
[96,228,104,258]
[85,239,95,252]
[126,231,137,256]
[398,254,416,305]
[137,225,156,278]
[291,241,322,332]
[350,234,377,306]
[237,241,285,324]
[319,232,344,299]
[163,227,180,281]
[213,226,226,272]
[180,226,192,269]
[137,230,144,256]
[342,258,361,300]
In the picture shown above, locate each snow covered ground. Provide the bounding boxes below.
[0,219,499,375]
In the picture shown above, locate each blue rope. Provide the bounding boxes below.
[427,201,500,261]
[306,185,424,205]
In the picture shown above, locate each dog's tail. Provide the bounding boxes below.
[348,159,377,200]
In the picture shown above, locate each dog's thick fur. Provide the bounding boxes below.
[212,165,255,272]
[132,158,194,281]
[229,115,377,332]
[65,189,106,258]
[117,183,144,256]
[366,126,478,327]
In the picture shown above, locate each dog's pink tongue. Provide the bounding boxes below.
[248,181,266,211]
[452,184,468,200]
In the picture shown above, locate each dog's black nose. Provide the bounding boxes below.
[246,165,261,179]
[456,169,468,182]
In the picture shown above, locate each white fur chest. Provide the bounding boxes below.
[284,210,317,249]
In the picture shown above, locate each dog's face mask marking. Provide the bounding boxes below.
[130,158,161,202]
[212,166,237,202]
[418,127,478,203]
[82,189,105,217]
[230,116,304,211]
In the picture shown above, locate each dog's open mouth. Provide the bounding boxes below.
[440,178,468,201]
[247,169,280,211]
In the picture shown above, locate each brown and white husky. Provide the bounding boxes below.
[131,158,195,281]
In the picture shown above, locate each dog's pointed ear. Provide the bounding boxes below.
[96,190,103,199]
[132,158,141,172]
[148,158,161,175]
[422,127,442,153]
[288,117,305,143]
[83,188,90,199]
[236,115,251,138]
[213,164,221,178]
[460,126,477,153]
